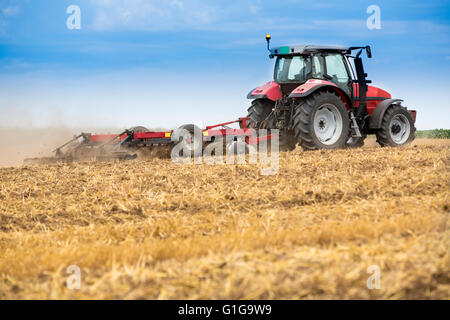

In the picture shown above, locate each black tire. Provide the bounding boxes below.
[245,99,297,151]
[130,126,149,133]
[293,90,350,150]
[376,105,415,147]
[173,124,203,156]
[246,99,274,129]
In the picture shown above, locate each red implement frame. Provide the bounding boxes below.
[23,118,277,165]
[87,118,274,145]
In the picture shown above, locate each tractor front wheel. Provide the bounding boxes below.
[376,105,415,147]
[246,99,274,128]
[293,91,350,150]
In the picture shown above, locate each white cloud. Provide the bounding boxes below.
[87,0,280,32]
[171,0,184,10]
[0,2,21,36]
[82,0,450,43]
[89,0,220,31]
[2,5,20,16]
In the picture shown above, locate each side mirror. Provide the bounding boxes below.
[366,46,372,58]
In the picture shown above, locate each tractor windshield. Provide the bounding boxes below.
[274,55,311,83]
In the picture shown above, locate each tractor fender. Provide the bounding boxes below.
[289,79,352,109]
[368,99,403,129]
[247,81,282,101]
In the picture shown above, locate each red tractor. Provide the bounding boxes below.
[246,35,416,150]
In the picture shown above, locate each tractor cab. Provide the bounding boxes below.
[270,44,362,100]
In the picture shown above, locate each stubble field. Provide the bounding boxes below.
[0,138,449,299]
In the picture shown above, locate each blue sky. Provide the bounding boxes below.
[0,0,449,129]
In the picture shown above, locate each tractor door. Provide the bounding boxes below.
[312,53,353,98]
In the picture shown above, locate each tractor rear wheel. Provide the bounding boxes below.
[376,105,415,147]
[246,99,273,129]
[293,91,350,150]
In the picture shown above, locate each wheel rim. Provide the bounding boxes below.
[313,103,343,145]
[389,114,410,144]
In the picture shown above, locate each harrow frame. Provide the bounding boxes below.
[24,118,275,164]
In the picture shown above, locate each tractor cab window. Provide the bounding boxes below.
[274,56,311,83]
[312,53,351,95]
[312,55,324,78]
[325,54,350,85]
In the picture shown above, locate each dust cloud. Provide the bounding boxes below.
[0,127,120,167]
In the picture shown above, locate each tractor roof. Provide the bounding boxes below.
[270,45,348,56]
